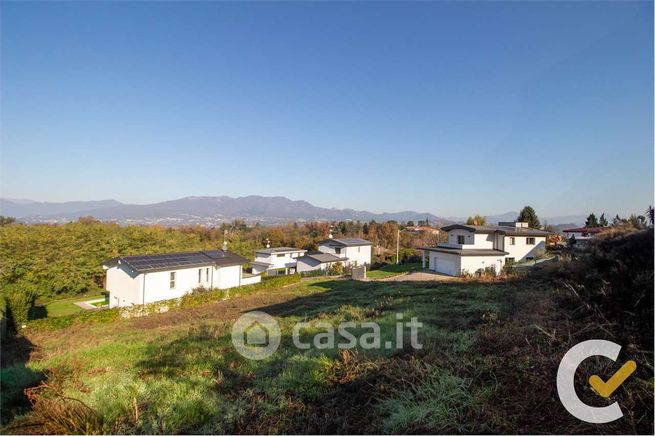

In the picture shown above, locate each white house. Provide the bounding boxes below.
[317,238,372,267]
[251,247,307,276]
[103,250,260,308]
[296,252,346,273]
[420,222,549,276]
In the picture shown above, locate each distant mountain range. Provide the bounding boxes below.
[0,196,587,227]
[0,196,451,226]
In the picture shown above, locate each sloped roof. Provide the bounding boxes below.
[420,246,509,256]
[562,227,608,234]
[318,238,372,247]
[441,224,551,237]
[255,247,307,254]
[104,250,248,274]
[297,252,346,264]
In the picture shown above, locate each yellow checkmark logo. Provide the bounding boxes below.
[588,360,637,398]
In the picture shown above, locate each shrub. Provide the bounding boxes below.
[3,285,38,329]
[330,262,344,275]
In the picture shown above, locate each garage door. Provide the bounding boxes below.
[434,256,457,276]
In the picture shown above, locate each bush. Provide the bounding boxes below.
[3,285,38,329]
[330,262,344,275]
[553,228,653,346]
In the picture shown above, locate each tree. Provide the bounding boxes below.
[599,213,608,227]
[517,206,540,229]
[647,206,654,227]
[466,214,487,225]
[612,214,623,226]
[406,221,415,227]
[0,216,16,226]
[585,213,599,228]
[628,214,647,230]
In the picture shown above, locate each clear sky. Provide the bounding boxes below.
[1,1,652,217]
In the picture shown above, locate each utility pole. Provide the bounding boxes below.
[396,228,400,264]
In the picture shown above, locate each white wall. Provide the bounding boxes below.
[343,245,372,266]
[297,257,328,273]
[445,230,494,249]
[107,263,246,308]
[318,243,371,266]
[214,264,242,289]
[427,251,461,276]
[254,250,305,271]
[460,256,505,275]
[106,264,142,308]
[503,236,546,262]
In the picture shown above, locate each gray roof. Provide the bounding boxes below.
[104,250,248,274]
[255,246,307,254]
[297,252,346,264]
[318,238,372,247]
[441,224,551,237]
[420,246,509,256]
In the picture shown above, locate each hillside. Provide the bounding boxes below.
[0,196,450,226]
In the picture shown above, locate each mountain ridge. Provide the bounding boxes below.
[0,196,451,226]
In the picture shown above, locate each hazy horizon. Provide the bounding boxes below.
[2,2,652,217]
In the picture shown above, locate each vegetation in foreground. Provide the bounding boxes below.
[1,228,653,434]
[366,262,421,279]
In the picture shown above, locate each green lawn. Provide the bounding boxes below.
[3,278,521,433]
[41,292,105,317]
[366,262,421,279]
[3,276,650,434]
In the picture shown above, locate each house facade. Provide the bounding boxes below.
[317,238,372,267]
[103,250,260,308]
[296,252,346,273]
[251,247,307,276]
[420,222,549,276]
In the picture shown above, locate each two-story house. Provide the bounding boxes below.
[251,247,307,276]
[317,238,372,266]
[420,221,549,276]
[295,237,373,273]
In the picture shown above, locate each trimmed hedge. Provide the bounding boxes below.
[26,274,300,332]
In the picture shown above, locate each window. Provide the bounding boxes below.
[457,235,465,244]
[277,253,285,258]
[509,237,515,245]
[198,269,202,284]
[335,247,341,254]
[526,237,536,245]
[170,272,176,289]
[358,247,361,253]
[206,268,210,282]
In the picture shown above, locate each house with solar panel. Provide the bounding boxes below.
[102,249,260,308]
[296,238,372,272]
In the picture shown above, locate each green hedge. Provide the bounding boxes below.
[26,274,300,332]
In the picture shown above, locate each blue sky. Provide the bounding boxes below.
[1,1,652,217]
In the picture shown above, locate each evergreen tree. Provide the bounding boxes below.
[585,213,599,228]
[599,213,608,227]
[517,206,540,229]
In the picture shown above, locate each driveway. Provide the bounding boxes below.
[378,270,458,282]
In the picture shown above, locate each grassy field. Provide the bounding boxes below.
[41,292,106,317]
[366,262,421,279]
[2,270,652,434]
